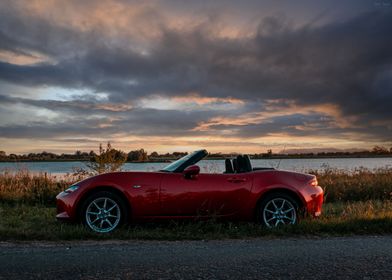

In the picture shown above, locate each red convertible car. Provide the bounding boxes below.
[56,150,323,233]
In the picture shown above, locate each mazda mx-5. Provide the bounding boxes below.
[56,150,323,233]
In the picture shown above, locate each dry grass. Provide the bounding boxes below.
[0,169,84,205]
[312,167,392,202]
[1,167,392,206]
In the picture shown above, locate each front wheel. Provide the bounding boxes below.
[81,191,127,233]
[259,193,299,228]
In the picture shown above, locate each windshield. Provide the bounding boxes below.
[161,150,207,172]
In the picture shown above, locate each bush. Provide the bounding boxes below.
[86,142,127,174]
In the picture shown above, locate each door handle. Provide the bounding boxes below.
[227,177,246,183]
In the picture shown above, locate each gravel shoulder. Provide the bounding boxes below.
[1,236,392,279]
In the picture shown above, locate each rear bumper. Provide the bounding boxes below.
[304,186,324,217]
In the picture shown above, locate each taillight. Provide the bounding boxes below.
[309,177,318,187]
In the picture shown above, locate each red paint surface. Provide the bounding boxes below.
[56,169,323,222]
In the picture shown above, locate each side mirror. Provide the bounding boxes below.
[183,165,200,179]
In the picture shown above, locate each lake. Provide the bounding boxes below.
[1,157,392,174]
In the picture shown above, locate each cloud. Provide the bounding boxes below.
[0,94,218,139]
[0,0,391,152]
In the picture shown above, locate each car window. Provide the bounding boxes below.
[161,150,207,172]
[161,153,194,172]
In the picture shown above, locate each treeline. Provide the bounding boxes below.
[0,147,188,162]
[0,145,391,162]
[250,146,392,159]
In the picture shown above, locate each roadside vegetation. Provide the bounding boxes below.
[85,142,127,174]
[314,167,392,202]
[0,201,391,241]
[1,167,391,206]
[0,166,392,240]
[1,145,392,162]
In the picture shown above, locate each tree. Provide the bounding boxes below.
[9,154,17,160]
[172,152,188,158]
[150,151,159,158]
[86,142,127,174]
[127,149,148,162]
[372,146,389,155]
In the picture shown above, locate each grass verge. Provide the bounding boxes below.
[314,167,392,202]
[1,168,392,206]
[1,200,391,241]
[1,168,391,240]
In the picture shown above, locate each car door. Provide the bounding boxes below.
[159,171,253,217]
[124,171,163,218]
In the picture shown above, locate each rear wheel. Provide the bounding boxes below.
[259,193,299,227]
[81,191,127,233]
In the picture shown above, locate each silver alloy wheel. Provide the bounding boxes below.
[262,198,297,227]
[85,197,121,233]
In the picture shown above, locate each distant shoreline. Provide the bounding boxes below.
[1,154,392,163]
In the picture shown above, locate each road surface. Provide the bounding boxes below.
[1,236,391,279]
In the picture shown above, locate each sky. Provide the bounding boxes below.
[0,0,391,154]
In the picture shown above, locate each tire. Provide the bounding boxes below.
[258,192,300,228]
[80,191,128,233]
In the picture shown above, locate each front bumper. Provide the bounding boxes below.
[56,191,78,222]
[56,210,71,221]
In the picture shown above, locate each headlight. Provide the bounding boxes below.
[64,185,80,194]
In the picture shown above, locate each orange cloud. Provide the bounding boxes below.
[172,93,245,106]
[0,50,53,65]
[1,130,379,154]
[193,100,356,132]
[94,103,133,112]
[14,0,253,44]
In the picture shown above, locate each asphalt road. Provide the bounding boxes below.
[1,236,391,279]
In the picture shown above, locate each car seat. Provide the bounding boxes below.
[224,158,234,173]
[235,155,252,173]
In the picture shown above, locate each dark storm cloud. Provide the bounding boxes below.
[0,112,208,138]
[0,94,132,114]
[0,1,391,143]
[0,3,91,58]
[0,61,80,87]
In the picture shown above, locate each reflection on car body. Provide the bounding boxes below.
[56,149,324,233]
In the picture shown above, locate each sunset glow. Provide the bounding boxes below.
[0,0,391,154]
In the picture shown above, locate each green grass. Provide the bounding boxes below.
[0,201,391,241]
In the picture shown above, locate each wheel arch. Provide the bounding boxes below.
[76,186,131,222]
[253,187,305,221]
